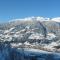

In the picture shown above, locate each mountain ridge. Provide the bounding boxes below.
[9,16,60,23]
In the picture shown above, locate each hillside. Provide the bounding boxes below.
[0,17,60,52]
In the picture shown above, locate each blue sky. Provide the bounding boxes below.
[0,0,60,22]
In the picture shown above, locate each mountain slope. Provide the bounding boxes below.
[0,16,60,52]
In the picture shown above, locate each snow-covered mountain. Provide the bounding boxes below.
[9,16,60,23]
[9,16,50,22]
[0,16,60,60]
[0,16,60,50]
[52,17,60,22]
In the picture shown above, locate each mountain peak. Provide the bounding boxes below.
[52,17,60,22]
[9,16,60,23]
